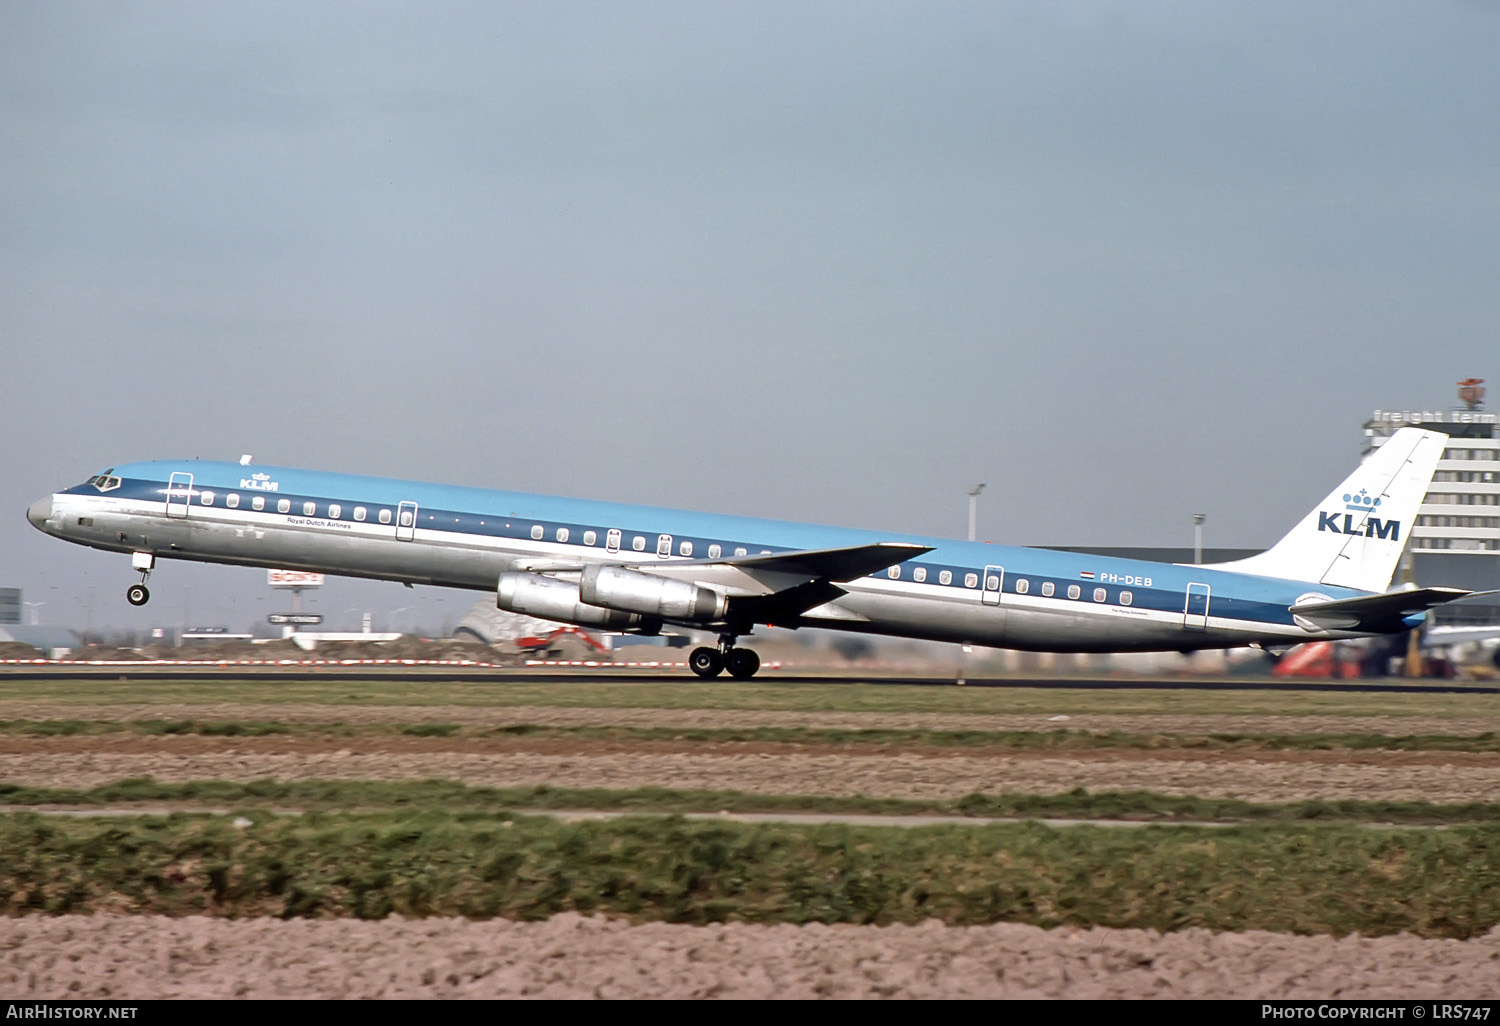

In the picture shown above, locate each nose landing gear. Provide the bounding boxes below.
[689,635,761,680]
[126,552,155,606]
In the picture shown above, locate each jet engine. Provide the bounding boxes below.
[579,564,728,621]
[495,572,644,629]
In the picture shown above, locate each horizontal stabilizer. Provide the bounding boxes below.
[1290,587,1475,632]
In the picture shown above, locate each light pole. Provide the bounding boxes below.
[1193,513,1206,564]
[968,484,986,542]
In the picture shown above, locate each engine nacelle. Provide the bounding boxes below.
[579,564,728,622]
[496,572,644,630]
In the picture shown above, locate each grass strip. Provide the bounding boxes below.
[4,719,1499,753]
[3,679,1497,717]
[2,778,1499,825]
[0,810,1495,938]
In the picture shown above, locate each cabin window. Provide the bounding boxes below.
[328,504,341,519]
[1041,581,1054,597]
[584,530,597,546]
[657,535,672,557]
[607,529,621,552]
[226,494,240,509]
[557,528,569,543]
[200,491,214,506]
[277,499,291,514]
[680,540,693,557]
[632,536,646,551]
[1094,587,1107,602]
[399,509,413,527]
[252,496,265,511]
[735,547,748,557]
[354,507,367,522]
[530,525,543,540]
[1067,584,1081,599]
[964,573,978,588]
[708,544,721,559]
[1120,591,1133,606]
[939,570,953,585]
[914,567,927,583]
[986,574,1000,590]
[379,509,392,524]
[888,566,901,579]
[1016,578,1029,594]
[303,501,316,516]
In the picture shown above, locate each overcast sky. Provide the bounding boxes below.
[3,1,1497,633]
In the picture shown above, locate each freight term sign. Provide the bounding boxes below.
[267,570,325,588]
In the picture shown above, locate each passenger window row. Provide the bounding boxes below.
[199,493,1141,604]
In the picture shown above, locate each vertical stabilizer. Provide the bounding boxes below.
[1205,427,1446,592]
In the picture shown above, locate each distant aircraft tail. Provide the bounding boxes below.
[1205,427,1447,592]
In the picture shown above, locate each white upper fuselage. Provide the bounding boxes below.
[28,458,1383,653]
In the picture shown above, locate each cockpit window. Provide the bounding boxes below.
[86,470,121,493]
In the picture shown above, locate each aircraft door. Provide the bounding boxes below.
[982,565,1005,606]
[396,501,419,542]
[1184,583,1210,630]
[165,473,193,518]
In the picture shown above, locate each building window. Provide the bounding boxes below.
[329,504,341,519]
[914,567,927,583]
[379,509,392,524]
[557,528,570,543]
[584,530,597,546]
[354,507,367,522]
[200,491,214,506]
[227,494,240,509]
[1016,579,1029,594]
[1041,581,1055,597]
[964,572,978,588]
[278,499,291,514]
[939,570,953,585]
[1120,591,1133,605]
[1094,587,1107,602]
[1067,584,1081,599]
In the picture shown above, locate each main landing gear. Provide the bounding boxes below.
[126,552,154,606]
[689,636,761,680]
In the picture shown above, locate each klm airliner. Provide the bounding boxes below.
[26,428,1480,678]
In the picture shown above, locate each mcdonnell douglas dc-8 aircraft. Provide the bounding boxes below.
[26,428,1484,678]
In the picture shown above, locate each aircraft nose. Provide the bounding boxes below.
[26,496,53,530]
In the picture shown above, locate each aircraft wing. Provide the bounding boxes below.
[702,541,933,581]
[1290,587,1478,632]
[511,541,932,582]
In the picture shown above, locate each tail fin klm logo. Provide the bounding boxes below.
[1318,489,1400,541]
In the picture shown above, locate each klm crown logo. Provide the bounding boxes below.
[1318,488,1399,541]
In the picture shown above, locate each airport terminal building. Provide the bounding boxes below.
[1365,379,1500,625]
